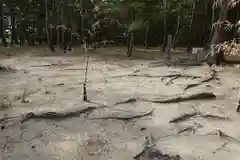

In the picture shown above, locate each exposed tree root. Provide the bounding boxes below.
[0,116,18,123]
[165,74,182,85]
[19,108,153,124]
[0,65,17,72]
[91,109,154,121]
[134,147,177,160]
[173,61,203,66]
[85,100,108,108]
[115,98,137,105]
[30,64,59,67]
[30,63,72,67]
[115,92,216,105]
[170,112,199,123]
[133,135,181,160]
[199,113,230,120]
[178,126,197,134]
[133,135,156,159]
[205,129,240,148]
[161,73,200,79]
[149,61,163,65]
[216,129,240,142]
[149,64,165,68]
[143,92,216,103]
[178,122,203,134]
[111,72,201,86]
[212,142,228,154]
[170,112,230,123]
[20,106,97,123]
[112,73,162,78]
[149,60,203,67]
[60,68,84,71]
[184,76,217,90]
[111,73,201,79]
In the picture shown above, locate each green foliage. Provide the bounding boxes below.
[1,0,239,46]
[128,19,145,32]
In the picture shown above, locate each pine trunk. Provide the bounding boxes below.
[173,1,182,50]
[187,0,196,52]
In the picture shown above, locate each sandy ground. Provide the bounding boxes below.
[1,46,240,160]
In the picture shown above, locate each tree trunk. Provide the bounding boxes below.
[144,23,149,49]
[57,5,60,47]
[127,32,134,57]
[127,7,135,57]
[173,1,182,50]
[67,16,72,51]
[0,5,3,45]
[81,14,84,50]
[187,0,196,52]
[45,0,52,51]
[205,4,216,49]
[162,0,168,52]
[81,0,84,37]
[210,0,228,46]
[60,7,64,47]
[202,2,210,47]
[11,2,16,45]
[80,0,86,52]
[0,5,7,46]
[209,0,229,65]
[68,25,72,51]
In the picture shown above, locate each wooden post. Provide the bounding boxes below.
[166,34,172,61]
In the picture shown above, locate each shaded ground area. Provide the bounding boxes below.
[1,46,240,160]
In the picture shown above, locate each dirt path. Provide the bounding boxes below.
[1,47,240,160]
